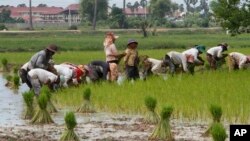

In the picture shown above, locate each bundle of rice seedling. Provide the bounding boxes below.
[41,86,57,113]
[144,96,159,124]
[76,88,95,113]
[13,75,20,89]
[149,105,174,141]
[60,111,80,141]
[31,93,54,124]
[22,91,34,119]
[1,58,8,71]
[204,104,223,136]
[210,123,227,141]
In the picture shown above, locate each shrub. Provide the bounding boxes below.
[68,25,78,30]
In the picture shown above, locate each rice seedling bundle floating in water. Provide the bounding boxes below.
[22,91,34,119]
[210,123,227,141]
[13,74,20,89]
[41,86,57,113]
[144,96,159,124]
[149,105,174,141]
[76,88,95,113]
[204,104,223,136]
[60,111,80,141]
[31,93,54,124]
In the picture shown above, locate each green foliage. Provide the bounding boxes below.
[68,25,78,30]
[109,6,126,29]
[145,96,157,111]
[0,24,8,30]
[161,105,174,120]
[210,104,222,122]
[22,91,34,119]
[13,67,19,74]
[5,75,12,82]
[210,0,250,35]
[38,93,48,110]
[211,123,227,141]
[13,74,20,88]
[1,58,8,69]
[41,85,57,113]
[64,112,77,130]
[150,0,173,19]
[41,86,51,100]
[60,112,79,141]
[83,88,91,101]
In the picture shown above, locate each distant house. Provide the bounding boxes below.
[7,4,81,23]
[124,7,149,17]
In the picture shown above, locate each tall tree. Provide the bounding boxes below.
[179,4,184,12]
[140,0,147,8]
[29,0,33,30]
[150,0,173,19]
[80,0,108,25]
[210,0,250,35]
[92,0,97,30]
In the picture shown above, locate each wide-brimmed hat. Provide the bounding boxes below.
[46,44,58,53]
[218,42,229,50]
[106,32,119,40]
[195,45,206,53]
[127,39,138,46]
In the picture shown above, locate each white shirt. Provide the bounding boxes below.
[28,68,58,84]
[207,46,223,58]
[182,48,200,63]
[168,51,188,72]
[229,52,248,69]
[147,58,163,74]
[21,62,29,71]
[54,65,74,87]
[104,43,118,62]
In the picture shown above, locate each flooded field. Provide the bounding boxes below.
[0,74,227,141]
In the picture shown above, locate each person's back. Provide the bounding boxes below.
[28,68,58,84]
[207,46,222,57]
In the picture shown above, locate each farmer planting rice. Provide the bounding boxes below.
[27,68,62,96]
[166,51,189,74]
[19,44,59,89]
[228,52,250,70]
[182,45,206,74]
[124,39,140,80]
[60,63,86,85]
[104,32,125,81]
[206,43,229,70]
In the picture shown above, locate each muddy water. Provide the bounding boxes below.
[0,74,226,141]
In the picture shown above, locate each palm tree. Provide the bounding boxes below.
[29,0,33,30]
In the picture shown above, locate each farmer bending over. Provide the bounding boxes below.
[206,43,228,70]
[166,51,189,74]
[27,68,62,96]
[228,52,250,71]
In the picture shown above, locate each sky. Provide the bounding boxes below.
[0,0,185,8]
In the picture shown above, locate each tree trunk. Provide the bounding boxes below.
[29,0,33,30]
[92,0,97,30]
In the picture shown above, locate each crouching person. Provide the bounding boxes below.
[28,68,61,96]
[228,52,250,71]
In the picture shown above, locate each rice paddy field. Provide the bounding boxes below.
[0,30,250,125]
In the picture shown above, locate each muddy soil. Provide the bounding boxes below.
[0,74,229,141]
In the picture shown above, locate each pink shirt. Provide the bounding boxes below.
[104,43,118,62]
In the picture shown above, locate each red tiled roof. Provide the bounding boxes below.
[124,8,149,15]
[66,4,80,11]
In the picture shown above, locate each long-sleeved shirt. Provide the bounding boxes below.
[207,46,223,58]
[54,64,74,87]
[147,58,163,74]
[229,52,248,69]
[124,48,138,66]
[182,48,201,63]
[28,68,58,84]
[28,50,51,70]
[21,62,29,71]
[168,51,188,72]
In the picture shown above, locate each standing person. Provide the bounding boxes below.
[206,43,229,70]
[182,45,206,74]
[228,52,250,70]
[19,44,59,88]
[124,39,140,80]
[27,68,61,96]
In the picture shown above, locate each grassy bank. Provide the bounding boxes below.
[0,30,249,52]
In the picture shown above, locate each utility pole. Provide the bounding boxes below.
[68,8,71,27]
[29,0,33,30]
[92,0,97,30]
[122,0,126,28]
[144,0,147,20]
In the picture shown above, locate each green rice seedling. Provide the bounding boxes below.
[76,88,95,113]
[22,91,34,119]
[204,104,223,136]
[149,105,174,141]
[13,74,20,89]
[31,93,54,124]
[60,111,80,141]
[13,67,19,74]
[1,58,8,71]
[41,86,57,113]
[210,123,227,141]
[144,96,159,124]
